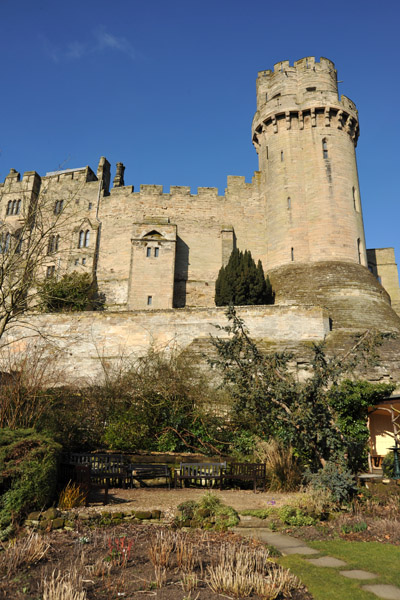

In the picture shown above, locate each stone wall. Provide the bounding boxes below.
[3,305,330,383]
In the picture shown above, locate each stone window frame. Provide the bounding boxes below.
[54,200,64,215]
[0,232,11,253]
[6,199,21,216]
[46,265,55,278]
[47,234,60,255]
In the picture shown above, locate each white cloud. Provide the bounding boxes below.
[40,27,136,63]
[65,41,87,60]
[94,29,136,60]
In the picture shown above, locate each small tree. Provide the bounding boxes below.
[215,249,273,306]
[209,307,394,472]
[38,272,97,312]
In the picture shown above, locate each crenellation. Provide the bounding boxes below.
[109,185,134,195]
[140,184,164,194]
[170,185,191,195]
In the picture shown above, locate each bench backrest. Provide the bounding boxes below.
[131,464,170,475]
[62,453,129,474]
[229,463,266,477]
[179,462,226,477]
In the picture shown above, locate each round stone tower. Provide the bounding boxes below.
[252,57,400,331]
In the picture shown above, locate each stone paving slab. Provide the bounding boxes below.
[340,570,378,580]
[233,527,319,555]
[362,585,400,600]
[283,546,319,555]
[307,556,347,568]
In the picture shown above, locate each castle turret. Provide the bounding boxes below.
[252,57,400,330]
[252,56,365,269]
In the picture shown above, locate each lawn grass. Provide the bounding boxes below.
[279,555,378,600]
[279,540,400,600]
[308,540,400,587]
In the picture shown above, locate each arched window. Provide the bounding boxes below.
[15,199,21,215]
[6,201,12,216]
[84,230,90,247]
[78,230,84,248]
[11,200,16,215]
[322,138,328,159]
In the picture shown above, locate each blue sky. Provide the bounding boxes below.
[1,0,399,265]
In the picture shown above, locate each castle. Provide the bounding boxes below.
[1,56,400,357]
[1,57,399,329]
[2,56,400,462]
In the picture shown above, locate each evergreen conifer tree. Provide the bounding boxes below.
[215,249,273,306]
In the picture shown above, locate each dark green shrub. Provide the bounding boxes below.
[277,506,316,527]
[175,493,239,530]
[382,451,395,478]
[0,429,61,530]
[305,460,358,504]
[215,248,273,306]
[38,272,99,312]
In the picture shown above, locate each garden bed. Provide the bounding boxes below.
[0,523,312,599]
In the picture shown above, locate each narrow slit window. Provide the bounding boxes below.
[154,247,159,257]
[291,247,294,261]
[15,199,21,215]
[88,202,92,210]
[265,93,268,101]
[84,230,90,247]
[353,187,359,212]
[11,200,16,215]
[287,197,291,209]
[357,238,361,264]
[146,247,151,257]
[281,150,284,162]
[15,234,22,254]
[82,258,86,265]
[322,139,328,159]
[266,146,269,159]
[147,295,152,306]
[78,230,84,248]
[6,201,12,216]
[54,200,64,215]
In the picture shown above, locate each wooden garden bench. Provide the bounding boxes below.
[174,462,226,489]
[61,453,132,495]
[130,464,171,489]
[226,462,266,492]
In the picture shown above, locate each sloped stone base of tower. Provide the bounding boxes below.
[269,262,400,332]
